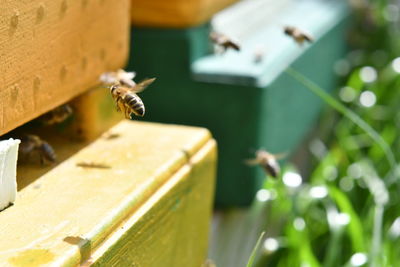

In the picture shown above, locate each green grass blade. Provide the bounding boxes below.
[246,231,265,267]
[285,67,397,185]
[328,186,366,252]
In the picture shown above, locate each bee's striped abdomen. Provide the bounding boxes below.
[125,93,145,117]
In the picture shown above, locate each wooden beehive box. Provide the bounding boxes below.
[0,1,218,265]
[130,0,239,27]
[0,121,216,266]
[0,0,130,135]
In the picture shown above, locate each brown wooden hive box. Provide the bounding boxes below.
[130,0,239,28]
[0,0,130,135]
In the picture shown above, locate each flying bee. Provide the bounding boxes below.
[100,69,136,88]
[209,31,241,52]
[283,26,314,46]
[110,78,156,119]
[18,134,56,165]
[245,149,286,178]
[38,104,73,125]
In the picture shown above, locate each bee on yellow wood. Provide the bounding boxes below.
[210,31,241,52]
[18,134,56,165]
[284,26,314,46]
[100,69,136,88]
[245,149,286,178]
[109,78,156,119]
[38,104,73,125]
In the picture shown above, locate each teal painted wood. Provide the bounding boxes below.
[192,0,349,87]
[127,0,350,207]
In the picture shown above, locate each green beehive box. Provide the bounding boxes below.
[128,0,349,206]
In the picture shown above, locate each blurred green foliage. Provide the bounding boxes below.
[255,1,400,266]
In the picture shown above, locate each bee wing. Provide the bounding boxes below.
[293,28,313,43]
[123,71,136,80]
[117,69,136,87]
[210,32,230,46]
[273,152,288,160]
[209,31,220,42]
[130,77,156,93]
[244,158,260,166]
[99,72,117,84]
[302,32,314,42]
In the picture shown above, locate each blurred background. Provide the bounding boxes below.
[251,0,400,266]
[128,0,400,266]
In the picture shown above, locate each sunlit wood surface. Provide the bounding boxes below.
[0,0,130,135]
[0,120,216,267]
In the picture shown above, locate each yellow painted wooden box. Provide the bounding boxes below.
[0,0,130,135]
[0,120,216,266]
[130,0,239,28]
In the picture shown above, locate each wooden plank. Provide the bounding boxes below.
[131,0,239,28]
[0,120,215,266]
[0,0,130,135]
[90,140,216,266]
[68,86,122,141]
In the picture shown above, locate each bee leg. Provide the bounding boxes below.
[244,158,260,166]
[39,153,45,165]
[124,106,131,119]
[115,97,122,112]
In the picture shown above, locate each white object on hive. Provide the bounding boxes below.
[0,138,20,210]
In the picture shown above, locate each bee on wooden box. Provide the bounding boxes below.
[245,149,286,178]
[109,78,156,119]
[18,134,56,165]
[38,104,73,125]
[100,69,136,88]
[210,31,241,52]
[284,26,314,46]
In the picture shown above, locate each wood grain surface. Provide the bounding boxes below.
[0,120,216,266]
[131,0,239,27]
[0,0,130,135]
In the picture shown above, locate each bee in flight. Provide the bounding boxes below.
[38,104,73,125]
[245,149,286,178]
[18,134,56,165]
[284,26,314,46]
[109,78,156,119]
[100,69,137,88]
[209,31,241,52]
